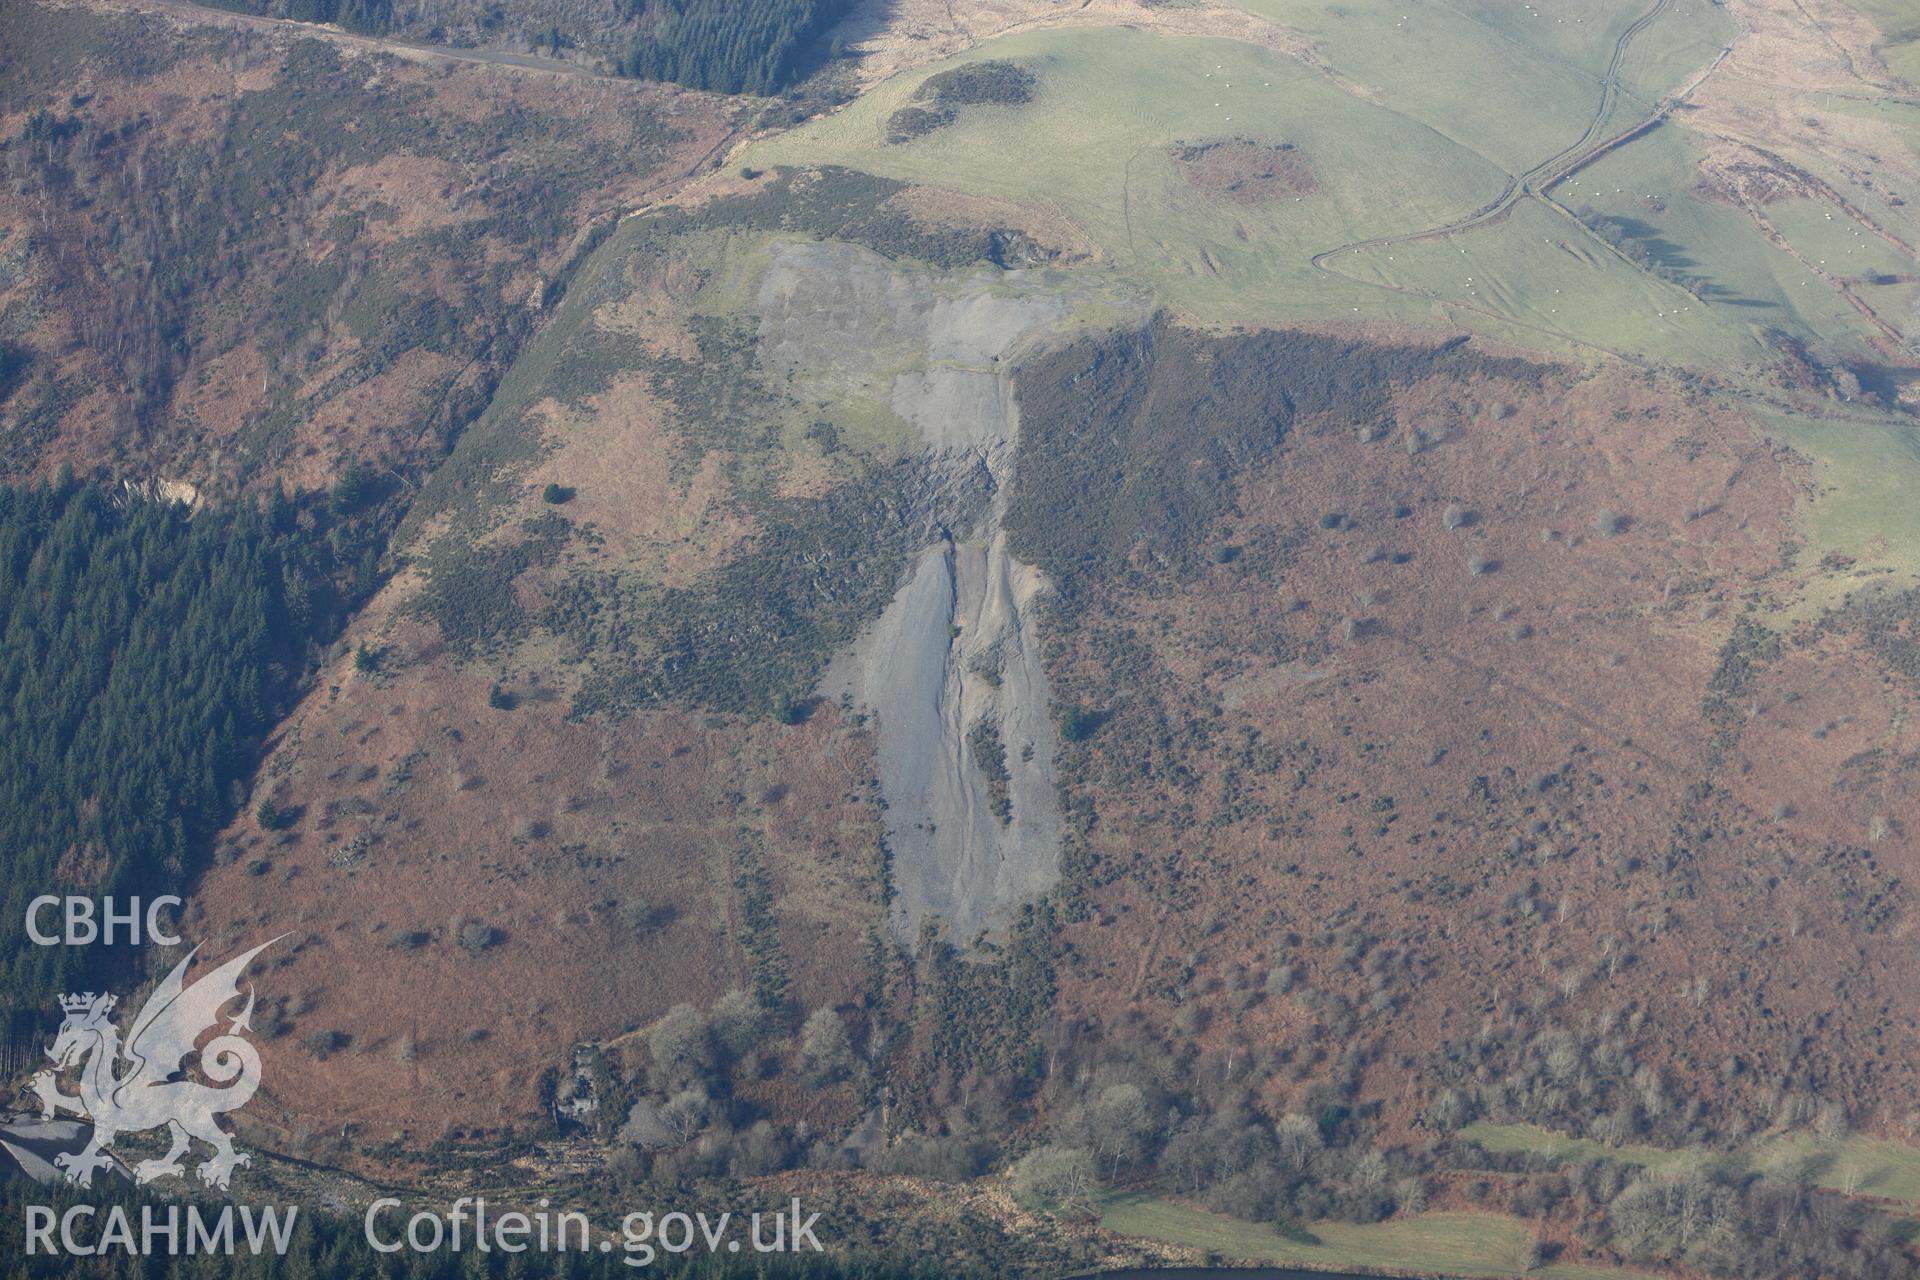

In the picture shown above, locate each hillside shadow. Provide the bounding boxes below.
[1589,214,1774,309]
[1854,361,1920,410]
[824,0,904,67]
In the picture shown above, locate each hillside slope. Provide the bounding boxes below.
[5,0,1920,1275]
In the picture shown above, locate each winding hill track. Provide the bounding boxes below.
[1298,1,1754,363]
[1311,0,1707,274]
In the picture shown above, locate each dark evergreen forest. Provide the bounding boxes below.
[618,0,854,94]
[0,473,386,1064]
[188,0,852,93]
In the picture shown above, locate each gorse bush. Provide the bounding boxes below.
[887,60,1036,142]
[459,922,502,954]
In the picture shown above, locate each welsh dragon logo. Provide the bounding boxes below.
[29,938,280,1189]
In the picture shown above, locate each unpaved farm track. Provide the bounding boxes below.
[1314,0,1676,268]
[1309,0,1742,342]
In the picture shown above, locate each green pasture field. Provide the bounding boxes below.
[1465,1120,1920,1207]
[1763,198,1917,280]
[1543,124,1890,349]
[742,0,1895,369]
[748,28,1516,323]
[1751,1131,1920,1203]
[1100,1193,1663,1279]
[754,28,1502,250]
[1232,0,1732,171]
[1462,1121,1696,1174]
[1752,406,1920,609]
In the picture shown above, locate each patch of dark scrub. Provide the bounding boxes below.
[967,718,1014,825]
[411,510,572,660]
[1171,137,1318,203]
[1703,615,1780,728]
[0,343,30,406]
[1573,208,1715,298]
[643,166,1056,271]
[564,461,928,719]
[1822,585,1920,689]
[884,106,952,144]
[0,0,182,98]
[1005,317,1548,598]
[904,899,1057,1087]
[886,60,1036,143]
[1761,333,1910,408]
